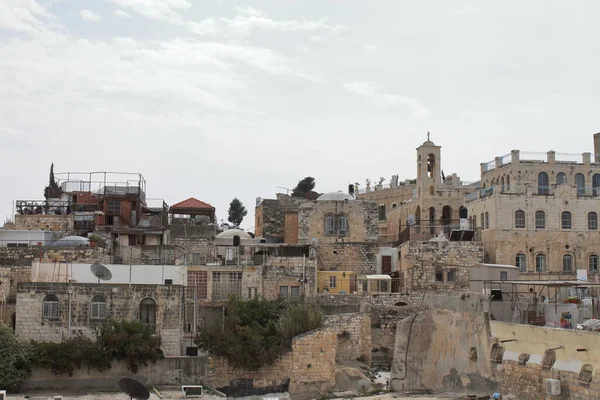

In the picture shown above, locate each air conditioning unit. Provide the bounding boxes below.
[182,385,203,398]
[0,390,6,400]
[545,379,561,396]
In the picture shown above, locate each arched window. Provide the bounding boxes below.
[480,213,484,229]
[472,215,477,230]
[429,185,435,195]
[427,153,436,178]
[576,173,586,195]
[561,211,572,229]
[514,210,525,228]
[538,172,549,194]
[140,298,157,332]
[563,254,574,272]
[501,176,505,192]
[589,255,599,273]
[589,212,598,230]
[43,294,59,319]
[535,254,546,272]
[516,253,527,272]
[506,175,510,191]
[91,295,107,319]
[337,215,348,236]
[535,210,546,229]
[485,212,490,229]
[325,214,335,236]
[557,172,567,185]
[378,205,386,221]
[593,174,600,196]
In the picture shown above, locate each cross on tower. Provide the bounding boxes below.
[427,131,430,141]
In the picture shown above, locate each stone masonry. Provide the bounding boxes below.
[13,214,74,232]
[16,282,184,356]
[324,312,372,365]
[315,242,379,274]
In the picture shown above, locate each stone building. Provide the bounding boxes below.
[15,282,183,356]
[298,191,381,275]
[255,193,306,244]
[169,197,218,264]
[465,134,600,278]
[358,134,477,243]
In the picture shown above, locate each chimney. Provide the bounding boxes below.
[594,133,600,163]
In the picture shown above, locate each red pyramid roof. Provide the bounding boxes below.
[170,197,214,210]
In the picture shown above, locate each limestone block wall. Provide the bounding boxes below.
[400,241,483,291]
[15,282,184,356]
[391,293,498,393]
[207,328,337,397]
[261,256,317,300]
[0,265,31,323]
[324,313,372,364]
[298,199,378,244]
[492,321,600,399]
[0,246,111,267]
[14,214,74,232]
[316,242,379,274]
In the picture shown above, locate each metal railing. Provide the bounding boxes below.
[141,322,157,334]
[397,221,481,245]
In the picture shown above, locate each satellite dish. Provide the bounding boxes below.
[90,263,112,283]
[119,377,150,400]
[407,215,416,225]
[311,237,319,247]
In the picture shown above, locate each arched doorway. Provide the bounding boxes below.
[441,206,452,235]
[11,312,16,332]
[140,298,157,333]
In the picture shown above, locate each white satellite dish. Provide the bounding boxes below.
[311,237,319,247]
[407,215,416,225]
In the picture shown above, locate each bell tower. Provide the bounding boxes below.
[416,132,442,198]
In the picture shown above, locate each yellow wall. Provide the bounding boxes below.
[317,271,355,294]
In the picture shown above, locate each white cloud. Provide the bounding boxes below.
[79,9,102,21]
[108,0,191,24]
[0,0,57,33]
[342,81,430,118]
[113,9,131,18]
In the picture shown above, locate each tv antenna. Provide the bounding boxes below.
[119,377,150,400]
[90,263,112,284]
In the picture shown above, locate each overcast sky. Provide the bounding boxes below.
[1,0,599,230]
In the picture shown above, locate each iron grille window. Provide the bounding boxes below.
[485,212,489,229]
[535,211,545,229]
[561,211,572,229]
[43,295,59,319]
[290,286,300,300]
[516,254,527,272]
[538,172,550,194]
[576,173,586,195]
[589,255,599,273]
[338,216,348,236]
[90,295,107,319]
[107,201,121,215]
[563,254,574,272]
[514,210,525,228]
[187,271,208,300]
[329,276,337,288]
[536,254,546,272]
[589,212,598,230]
[447,269,456,282]
[325,215,335,236]
[279,286,289,299]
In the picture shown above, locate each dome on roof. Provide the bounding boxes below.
[216,229,252,240]
[316,191,354,201]
[421,131,435,147]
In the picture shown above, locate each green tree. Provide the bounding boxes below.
[291,177,316,198]
[0,323,35,391]
[227,198,248,228]
[49,163,59,189]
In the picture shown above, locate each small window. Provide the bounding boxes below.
[589,212,598,230]
[447,269,456,282]
[576,173,586,195]
[536,254,546,272]
[563,254,574,272]
[480,213,484,229]
[538,172,549,194]
[279,286,289,299]
[561,211,572,229]
[516,254,527,272]
[556,172,567,185]
[91,295,107,319]
[500,271,508,281]
[43,294,59,319]
[325,215,335,236]
[485,212,489,229]
[290,286,300,301]
[435,269,444,282]
[514,210,525,228]
[107,200,121,214]
[378,205,386,221]
[248,287,257,298]
[338,215,348,236]
[590,255,599,273]
[535,211,545,229]
[391,203,398,209]
[329,276,337,288]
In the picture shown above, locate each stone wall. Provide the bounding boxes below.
[324,313,372,365]
[316,242,379,274]
[22,356,209,391]
[14,214,74,232]
[261,256,317,300]
[0,246,110,267]
[298,199,378,244]
[16,282,184,356]
[207,328,337,398]
[492,321,600,399]
[369,305,420,370]
[390,292,498,393]
[399,241,483,291]
[0,265,31,324]
[256,196,303,243]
